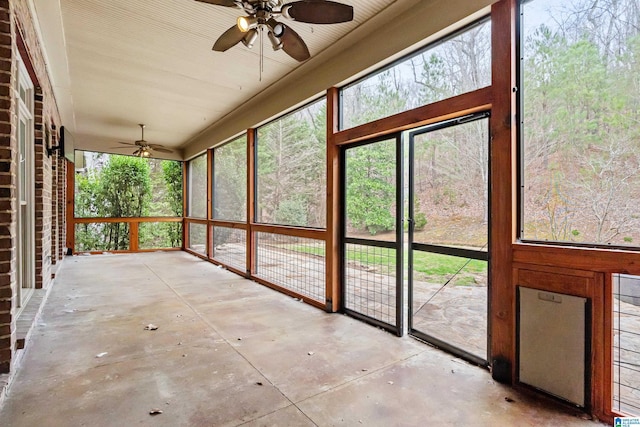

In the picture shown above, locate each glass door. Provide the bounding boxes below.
[407,113,490,365]
[342,135,403,336]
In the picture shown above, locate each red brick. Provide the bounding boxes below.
[0,20,9,37]
[0,348,11,363]
[0,187,12,198]
[0,323,11,336]
[0,278,12,290]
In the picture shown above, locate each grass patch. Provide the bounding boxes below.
[412,251,487,277]
[287,243,488,281]
[287,244,325,257]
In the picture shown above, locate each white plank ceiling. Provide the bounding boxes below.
[32,0,410,159]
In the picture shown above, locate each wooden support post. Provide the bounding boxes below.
[207,148,213,259]
[489,0,517,382]
[326,87,341,312]
[247,129,256,276]
[65,159,75,254]
[130,221,139,252]
[182,161,188,250]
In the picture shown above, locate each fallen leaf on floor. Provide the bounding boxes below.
[149,409,163,415]
[505,397,515,403]
[237,338,242,341]
[95,352,108,358]
[361,369,368,372]
[144,324,158,331]
[308,351,314,356]
[388,381,394,385]
[256,382,263,386]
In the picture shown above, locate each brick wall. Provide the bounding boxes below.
[50,138,57,267]
[0,0,63,374]
[58,156,66,261]
[0,0,14,375]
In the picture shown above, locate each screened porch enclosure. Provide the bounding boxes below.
[61,0,640,423]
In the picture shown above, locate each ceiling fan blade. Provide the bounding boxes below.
[280,24,310,62]
[213,25,246,52]
[148,145,174,153]
[194,0,237,7]
[117,141,137,146]
[285,1,354,24]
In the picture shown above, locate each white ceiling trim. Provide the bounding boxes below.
[32,0,77,131]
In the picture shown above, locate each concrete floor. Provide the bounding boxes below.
[0,251,605,426]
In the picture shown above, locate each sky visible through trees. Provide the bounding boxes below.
[522,0,640,246]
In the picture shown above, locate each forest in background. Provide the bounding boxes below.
[80,0,640,253]
[522,0,640,245]
[74,152,183,251]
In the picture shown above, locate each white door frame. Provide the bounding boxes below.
[16,50,35,312]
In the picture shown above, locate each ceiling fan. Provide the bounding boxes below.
[196,0,354,62]
[116,124,174,158]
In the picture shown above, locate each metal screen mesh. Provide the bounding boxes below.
[344,243,397,326]
[255,232,325,303]
[213,226,246,272]
[613,274,640,416]
[188,223,207,256]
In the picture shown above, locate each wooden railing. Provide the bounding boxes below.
[184,217,328,310]
[70,217,183,253]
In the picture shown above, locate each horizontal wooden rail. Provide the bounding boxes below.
[251,223,326,240]
[184,218,208,225]
[513,242,640,274]
[334,87,493,145]
[211,220,249,230]
[73,216,183,253]
[74,216,182,224]
[191,219,326,240]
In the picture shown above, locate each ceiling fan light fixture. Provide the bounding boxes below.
[200,0,354,63]
[268,31,283,51]
[133,147,151,158]
[242,29,258,48]
[237,15,258,33]
[268,19,285,38]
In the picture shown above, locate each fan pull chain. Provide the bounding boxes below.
[259,26,264,82]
